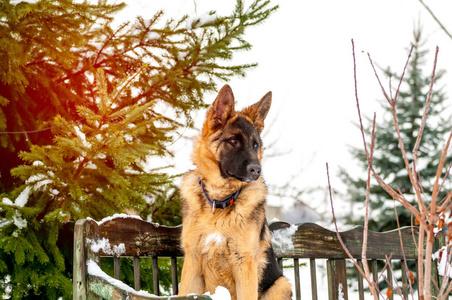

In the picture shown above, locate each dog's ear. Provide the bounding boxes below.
[241,91,272,133]
[208,84,236,128]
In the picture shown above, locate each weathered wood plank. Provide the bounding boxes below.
[73,219,88,300]
[269,222,419,259]
[74,219,101,300]
[98,218,183,257]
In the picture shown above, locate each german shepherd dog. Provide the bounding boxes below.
[178,85,292,299]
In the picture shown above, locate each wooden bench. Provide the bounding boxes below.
[73,215,437,300]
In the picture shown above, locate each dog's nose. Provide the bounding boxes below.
[247,163,261,179]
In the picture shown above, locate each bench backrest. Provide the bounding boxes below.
[73,216,433,300]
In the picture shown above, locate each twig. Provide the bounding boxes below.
[362,113,377,290]
[326,163,378,298]
[418,222,425,297]
[434,127,452,213]
[437,160,452,206]
[368,49,428,221]
[439,249,452,298]
[418,0,452,41]
[352,43,424,225]
[417,46,439,213]
[393,201,415,299]
[393,46,413,106]
[383,255,404,298]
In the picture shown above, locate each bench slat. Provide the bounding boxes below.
[309,258,318,300]
[293,258,300,300]
[327,259,348,300]
[387,260,393,300]
[357,259,364,300]
[114,256,120,280]
[152,256,159,296]
[134,256,141,291]
[98,218,183,257]
[171,256,179,295]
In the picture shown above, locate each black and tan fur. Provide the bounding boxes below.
[178,85,292,299]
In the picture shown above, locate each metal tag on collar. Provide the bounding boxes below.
[212,201,216,213]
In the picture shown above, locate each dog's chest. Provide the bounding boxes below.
[199,230,229,257]
[203,232,226,251]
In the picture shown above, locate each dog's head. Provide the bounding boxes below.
[194,84,271,184]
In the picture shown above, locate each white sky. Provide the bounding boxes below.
[118,0,452,216]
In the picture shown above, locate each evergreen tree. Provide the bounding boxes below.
[340,29,450,232]
[0,0,277,298]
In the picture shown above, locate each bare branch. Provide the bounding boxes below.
[393,46,414,106]
[367,52,392,106]
[354,41,423,224]
[415,46,439,214]
[368,48,428,219]
[433,123,452,213]
[393,201,416,299]
[326,163,378,298]
[418,0,452,40]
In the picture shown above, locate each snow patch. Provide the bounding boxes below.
[204,286,231,300]
[12,212,27,229]
[88,213,143,225]
[271,224,298,250]
[96,153,106,159]
[87,260,156,297]
[26,173,53,192]
[13,187,31,207]
[33,179,53,191]
[0,219,13,228]
[74,125,92,148]
[124,134,133,142]
[2,198,13,206]
[87,260,135,292]
[433,246,452,278]
[85,161,97,169]
[88,237,126,257]
[338,283,345,300]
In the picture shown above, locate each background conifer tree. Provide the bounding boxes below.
[0,0,277,298]
[340,29,451,232]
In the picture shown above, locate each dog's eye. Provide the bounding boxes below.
[228,138,238,146]
[253,142,259,149]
